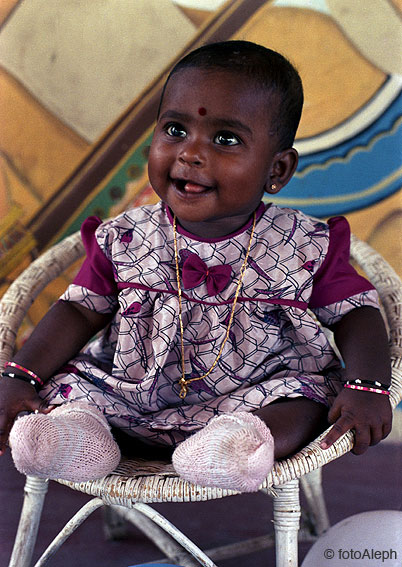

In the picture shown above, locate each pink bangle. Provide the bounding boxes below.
[344,383,390,396]
[4,362,44,386]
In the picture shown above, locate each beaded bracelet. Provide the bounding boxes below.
[344,383,390,396]
[1,371,42,393]
[4,362,44,386]
[346,378,390,390]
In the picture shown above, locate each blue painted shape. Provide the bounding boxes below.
[268,83,402,217]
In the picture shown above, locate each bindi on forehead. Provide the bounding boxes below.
[198,107,207,116]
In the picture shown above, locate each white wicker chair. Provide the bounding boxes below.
[1,230,401,567]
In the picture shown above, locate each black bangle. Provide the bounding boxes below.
[345,378,390,390]
[1,371,42,393]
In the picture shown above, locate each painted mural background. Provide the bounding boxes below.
[0,0,401,340]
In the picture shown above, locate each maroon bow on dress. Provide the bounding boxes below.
[181,252,232,296]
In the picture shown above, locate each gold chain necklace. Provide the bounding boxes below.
[173,212,256,399]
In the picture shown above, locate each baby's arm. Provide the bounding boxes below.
[320,305,392,454]
[0,300,113,455]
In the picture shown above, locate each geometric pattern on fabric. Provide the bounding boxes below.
[40,201,379,447]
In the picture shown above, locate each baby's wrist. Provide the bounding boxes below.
[2,362,44,393]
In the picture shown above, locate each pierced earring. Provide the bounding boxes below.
[271,183,277,191]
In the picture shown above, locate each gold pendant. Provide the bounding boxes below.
[179,377,188,399]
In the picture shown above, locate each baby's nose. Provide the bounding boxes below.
[178,140,205,166]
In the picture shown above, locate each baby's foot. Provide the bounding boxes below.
[9,402,121,482]
[172,412,274,492]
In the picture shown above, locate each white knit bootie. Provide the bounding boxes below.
[172,412,274,492]
[10,402,121,482]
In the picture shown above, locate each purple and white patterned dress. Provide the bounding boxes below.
[40,201,379,447]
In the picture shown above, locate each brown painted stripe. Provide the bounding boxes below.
[29,0,268,249]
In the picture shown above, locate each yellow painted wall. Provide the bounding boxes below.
[235,3,401,277]
[0,0,401,335]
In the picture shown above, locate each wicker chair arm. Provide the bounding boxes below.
[0,231,84,367]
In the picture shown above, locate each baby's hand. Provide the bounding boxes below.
[0,376,51,456]
[320,388,392,455]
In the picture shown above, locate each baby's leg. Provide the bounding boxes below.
[9,402,121,482]
[254,397,329,459]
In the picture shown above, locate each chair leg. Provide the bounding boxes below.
[131,502,218,567]
[300,467,330,536]
[111,505,201,566]
[32,498,104,567]
[103,505,129,540]
[273,479,300,567]
[8,476,49,567]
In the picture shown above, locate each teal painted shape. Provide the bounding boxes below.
[59,133,153,240]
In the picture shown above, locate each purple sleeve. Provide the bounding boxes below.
[72,216,118,296]
[309,216,374,309]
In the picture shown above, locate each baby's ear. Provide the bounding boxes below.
[266,147,298,194]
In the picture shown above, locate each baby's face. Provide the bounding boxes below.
[148,68,280,238]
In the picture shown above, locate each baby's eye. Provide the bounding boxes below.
[214,131,241,146]
[165,123,187,138]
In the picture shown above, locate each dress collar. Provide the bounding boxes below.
[164,201,267,243]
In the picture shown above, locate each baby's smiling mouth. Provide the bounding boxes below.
[172,177,214,195]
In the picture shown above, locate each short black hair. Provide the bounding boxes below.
[159,40,304,151]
